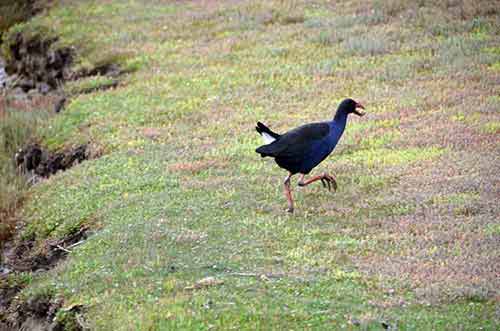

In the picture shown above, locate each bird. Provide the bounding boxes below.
[255,98,365,213]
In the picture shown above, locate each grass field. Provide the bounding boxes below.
[2,0,499,329]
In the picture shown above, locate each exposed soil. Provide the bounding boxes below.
[2,137,89,327]
[3,32,73,92]
[76,80,119,95]
[0,227,88,330]
[15,144,88,179]
[53,96,66,113]
[2,30,124,97]
[4,292,83,331]
[0,5,116,331]
[3,227,89,273]
[81,62,122,79]
[0,284,20,324]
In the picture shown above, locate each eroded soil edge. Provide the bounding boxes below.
[0,13,116,331]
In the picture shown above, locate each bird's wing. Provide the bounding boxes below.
[256,122,330,157]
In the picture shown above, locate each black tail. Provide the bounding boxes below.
[255,121,280,139]
[255,122,281,158]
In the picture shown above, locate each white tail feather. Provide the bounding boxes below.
[261,132,276,144]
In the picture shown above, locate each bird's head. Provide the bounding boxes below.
[337,98,366,117]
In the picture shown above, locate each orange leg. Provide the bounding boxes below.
[283,173,294,213]
[297,172,337,191]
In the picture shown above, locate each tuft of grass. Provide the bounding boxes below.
[373,0,407,18]
[436,35,493,69]
[63,75,119,96]
[314,30,348,47]
[431,192,480,206]
[480,121,500,134]
[0,99,51,243]
[248,1,305,26]
[342,34,395,56]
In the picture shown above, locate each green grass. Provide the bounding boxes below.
[481,121,500,134]
[2,0,499,329]
[0,0,46,41]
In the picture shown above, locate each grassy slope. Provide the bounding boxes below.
[13,0,500,329]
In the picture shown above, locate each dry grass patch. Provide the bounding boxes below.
[355,145,499,304]
[174,229,208,245]
[373,0,499,22]
[342,32,397,56]
[358,221,499,305]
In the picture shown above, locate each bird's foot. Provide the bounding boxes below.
[320,173,337,192]
[286,206,294,213]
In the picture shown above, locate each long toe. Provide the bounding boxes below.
[331,179,337,191]
[320,178,326,188]
[325,178,331,191]
[327,175,337,191]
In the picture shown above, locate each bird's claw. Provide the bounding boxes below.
[322,174,337,192]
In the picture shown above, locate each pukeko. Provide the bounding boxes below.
[255,98,365,213]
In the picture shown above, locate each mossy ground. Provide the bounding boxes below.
[4,0,499,329]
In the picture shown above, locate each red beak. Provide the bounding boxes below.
[353,102,366,116]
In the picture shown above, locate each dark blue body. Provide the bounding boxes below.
[275,112,348,174]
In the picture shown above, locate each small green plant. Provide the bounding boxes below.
[315,30,346,46]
